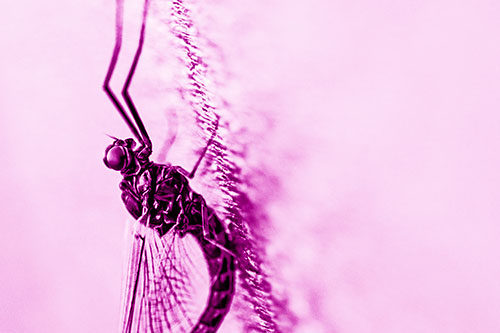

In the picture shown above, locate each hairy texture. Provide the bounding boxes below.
[151,0,295,331]
[104,0,296,331]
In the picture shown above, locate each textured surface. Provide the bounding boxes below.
[2,0,500,332]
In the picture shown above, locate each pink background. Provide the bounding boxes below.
[1,0,500,332]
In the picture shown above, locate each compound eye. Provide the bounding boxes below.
[104,146,128,171]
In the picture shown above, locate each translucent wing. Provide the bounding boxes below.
[121,220,210,333]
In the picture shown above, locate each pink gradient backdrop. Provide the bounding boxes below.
[1,0,500,332]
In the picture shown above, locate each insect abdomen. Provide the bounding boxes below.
[150,165,236,332]
[191,212,236,333]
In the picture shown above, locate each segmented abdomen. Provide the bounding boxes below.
[187,205,236,333]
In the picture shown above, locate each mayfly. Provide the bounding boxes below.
[102,0,235,332]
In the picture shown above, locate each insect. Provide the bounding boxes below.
[102,0,236,332]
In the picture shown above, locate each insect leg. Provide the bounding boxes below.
[124,234,146,333]
[103,0,144,146]
[121,0,153,149]
[157,107,179,162]
[200,204,236,259]
[193,210,236,333]
[177,116,219,179]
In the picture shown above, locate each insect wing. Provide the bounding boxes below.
[121,220,210,332]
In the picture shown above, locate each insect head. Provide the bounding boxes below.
[103,138,138,172]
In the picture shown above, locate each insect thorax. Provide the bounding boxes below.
[120,163,203,237]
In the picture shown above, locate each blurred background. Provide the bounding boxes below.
[1,0,500,332]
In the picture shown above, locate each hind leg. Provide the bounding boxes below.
[157,107,179,162]
[199,205,236,259]
[183,197,235,258]
[177,116,219,179]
